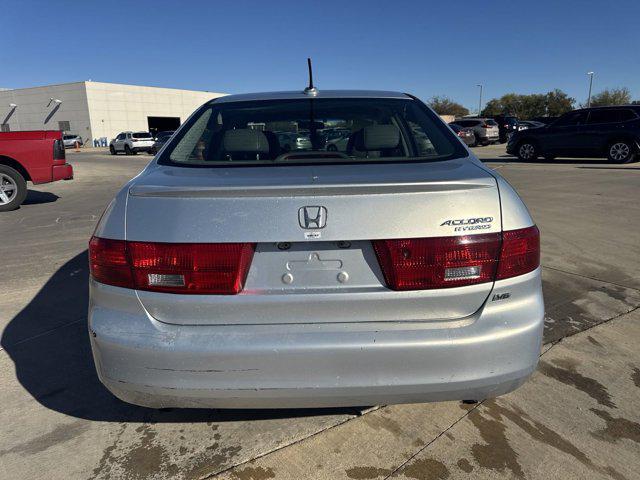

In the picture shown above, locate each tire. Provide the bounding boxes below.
[327,144,338,152]
[124,144,133,155]
[517,141,538,161]
[607,140,635,164]
[109,145,117,155]
[472,134,481,147]
[0,165,28,212]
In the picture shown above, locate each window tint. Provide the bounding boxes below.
[116,133,125,140]
[159,98,466,166]
[485,119,498,126]
[454,120,477,127]
[554,111,587,127]
[133,132,152,139]
[587,109,636,124]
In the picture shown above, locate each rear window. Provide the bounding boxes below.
[485,119,498,126]
[453,120,478,127]
[133,132,152,139]
[158,98,467,166]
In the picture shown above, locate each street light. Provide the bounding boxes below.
[476,84,483,117]
[587,72,594,108]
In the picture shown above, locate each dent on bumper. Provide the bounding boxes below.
[89,268,544,408]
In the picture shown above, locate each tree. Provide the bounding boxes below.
[545,89,575,116]
[589,87,632,107]
[481,90,575,119]
[426,96,469,117]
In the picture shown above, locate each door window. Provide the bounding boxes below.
[587,109,637,124]
[554,111,587,127]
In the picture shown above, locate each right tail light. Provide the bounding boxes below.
[495,226,540,280]
[373,226,539,291]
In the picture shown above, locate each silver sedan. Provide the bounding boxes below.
[88,90,544,409]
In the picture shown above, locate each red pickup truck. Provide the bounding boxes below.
[0,130,73,211]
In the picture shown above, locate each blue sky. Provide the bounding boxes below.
[2,0,639,111]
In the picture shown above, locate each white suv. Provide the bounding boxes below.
[109,131,154,155]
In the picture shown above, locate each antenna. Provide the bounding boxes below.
[303,57,318,96]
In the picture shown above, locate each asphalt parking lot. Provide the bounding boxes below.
[1,145,639,480]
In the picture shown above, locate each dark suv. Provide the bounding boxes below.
[507,106,640,163]
[491,115,519,143]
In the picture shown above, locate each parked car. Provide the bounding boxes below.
[109,131,155,155]
[89,90,543,409]
[449,118,499,146]
[490,115,519,143]
[324,129,352,151]
[449,123,476,147]
[507,106,640,163]
[62,134,83,148]
[150,131,175,154]
[0,130,73,211]
[276,131,312,151]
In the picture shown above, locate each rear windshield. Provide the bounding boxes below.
[485,119,498,126]
[133,132,152,139]
[158,98,467,166]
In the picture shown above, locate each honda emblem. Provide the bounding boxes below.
[298,206,327,229]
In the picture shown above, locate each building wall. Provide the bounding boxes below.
[85,82,225,142]
[0,82,91,137]
[0,81,226,144]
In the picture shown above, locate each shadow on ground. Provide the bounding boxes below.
[23,190,59,205]
[1,251,355,423]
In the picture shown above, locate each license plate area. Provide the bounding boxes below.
[245,241,385,293]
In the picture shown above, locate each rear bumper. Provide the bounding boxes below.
[89,268,544,409]
[52,163,73,181]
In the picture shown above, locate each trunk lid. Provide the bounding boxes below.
[126,159,501,325]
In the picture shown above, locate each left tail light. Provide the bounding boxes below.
[89,237,255,294]
[53,139,66,160]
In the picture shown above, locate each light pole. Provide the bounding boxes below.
[587,72,594,108]
[476,84,483,117]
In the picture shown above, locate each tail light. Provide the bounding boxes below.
[53,139,66,160]
[496,226,540,280]
[89,237,255,294]
[373,226,539,291]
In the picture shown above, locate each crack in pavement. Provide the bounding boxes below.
[542,265,640,292]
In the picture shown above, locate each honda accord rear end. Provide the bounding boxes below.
[88,90,544,408]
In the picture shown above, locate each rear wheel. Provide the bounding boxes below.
[327,144,338,152]
[0,165,28,212]
[124,144,133,155]
[517,141,538,161]
[110,145,117,155]
[607,140,635,163]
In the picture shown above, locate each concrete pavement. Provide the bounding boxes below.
[1,146,639,479]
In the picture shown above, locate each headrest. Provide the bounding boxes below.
[223,129,270,153]
[354,125,400,151]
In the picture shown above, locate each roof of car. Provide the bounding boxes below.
[577,105,640,111]
[211,90,411,104]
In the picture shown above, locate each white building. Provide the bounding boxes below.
[0,81,227,144]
